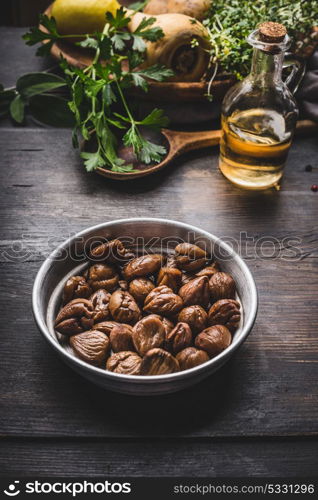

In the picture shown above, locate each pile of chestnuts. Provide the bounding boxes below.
[54,239,241,376]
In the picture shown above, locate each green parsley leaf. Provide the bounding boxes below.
[77,37,99,49]
[139,138,166,164]
[81,151,105,171]
[112,32,130,51]
[105,7,130,29]
[131,35,147,52]
[131,72,148,90]
[134,64,174,82]
[139,108,169,128]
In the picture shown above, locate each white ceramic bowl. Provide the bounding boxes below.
[32,218,258,395]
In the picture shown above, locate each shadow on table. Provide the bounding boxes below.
[83,357,236,436]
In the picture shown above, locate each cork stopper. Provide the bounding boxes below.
[258,22,287,43]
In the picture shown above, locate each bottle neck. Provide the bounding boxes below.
[250,47,284,85]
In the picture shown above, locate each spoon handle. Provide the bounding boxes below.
[163,129,221,157]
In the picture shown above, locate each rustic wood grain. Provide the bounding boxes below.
[1,440,317,476]
[0,130,317,438]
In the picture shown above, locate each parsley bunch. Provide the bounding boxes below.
[2,7,173,172]
[204,0,318,81]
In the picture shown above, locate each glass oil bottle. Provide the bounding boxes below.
[219,22,299,190]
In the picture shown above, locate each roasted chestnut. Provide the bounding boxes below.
[132,315,166,356]
[110,324,135,352]
[118,280,129,291]
[106,351,142,375]
[84,263,119,292]
[123,254,164,281]
[209,272,236,302]
[94,320,121,336]
[62,275,92,304]
[129,278,155,305]
[55,299,94,336]
[165,322,192,354]
[109,290,141,325]
[157,267,182,292]
[70,330,110,366]
[196,262,220,279]
[143,286,183,316]
[175,243,207,272]
[90,239,135,263]
[140,348,179,375]
[195,325,232,357]
[180,271,196,286]
[178,305,207,334]
[91,289,111,322]
[179,276,210,308]
[208,299,241,332]
[176,347,209,370]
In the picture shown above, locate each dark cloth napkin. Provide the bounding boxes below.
[297,50,318,122]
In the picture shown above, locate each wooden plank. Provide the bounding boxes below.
[0,129,317,251]
[1,440,317,476]
[0,29,49,89]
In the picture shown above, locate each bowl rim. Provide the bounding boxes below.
[32,217,258,385]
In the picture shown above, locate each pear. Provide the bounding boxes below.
[51,0,121,35]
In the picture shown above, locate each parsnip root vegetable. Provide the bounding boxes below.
[144,0,211,20]
[50,0,210,82]
[143,0,169,15]
[127,11,210,81]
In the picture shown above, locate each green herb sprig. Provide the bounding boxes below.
[0,7,173,172]
[204,0,318,82]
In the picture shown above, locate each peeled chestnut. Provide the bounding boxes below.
[90,238,134,263]
[132,315,166,356]
[140,348,179,375]
[161,316,175,336]
[179,276,210,308]
[209,272,236,302]
[118,280,129,291]
[166,254,178,268]
[55,298,94,335]
[178,305,207,334]
[208,299,241,333]
[62,275,92,304]
[107,351,142,375]
[91,289,111,322]
[123,254,163,281]
[129,278,155,305]
[176,347,209,370]
[175,243,207,272]
[165,322,192,354]
[157,267,182,292]
[180,271,196,286]
[94,320,121,336]
[70,330,110,366]
[196,262,220,279]
[195,325,231,357]
[109,290,141,325]
[143,285,183,316]
[110,324,135,352]
[84,263,119,292]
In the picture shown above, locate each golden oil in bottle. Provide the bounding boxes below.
[219,108,292,189]
[218,22,299,190]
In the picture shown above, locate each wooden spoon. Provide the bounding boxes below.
[83,120,317,180]
[86,129,222,180]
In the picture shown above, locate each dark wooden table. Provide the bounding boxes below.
[1,27,317,478]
